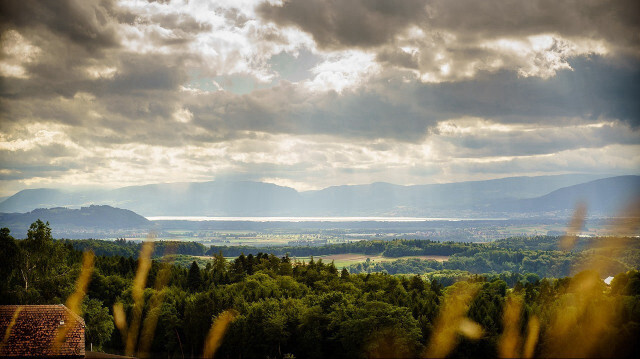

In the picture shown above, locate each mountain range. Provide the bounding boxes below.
[0,174,638,218]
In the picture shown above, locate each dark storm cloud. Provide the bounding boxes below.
[185,83,429,142]
[106,55,189,92]
[411,56,640,126]
[0,0,195,148]
[144,12,213,46]
[0,143,88,181]
[376,48,420,70]
[425,0,640,51]
[152,12,212,34]
[0,0,200,100]
[257,0,428,49]
[258,0,640,52]
[172,56,637,144]
[0,1,127,100]
[2,48,638,150]
[0,0,124,53]
[0,51,189,124]
[3,0,636,146]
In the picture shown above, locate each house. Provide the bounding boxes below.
[0,305,85,358]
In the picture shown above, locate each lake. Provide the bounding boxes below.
[145,216,506,222]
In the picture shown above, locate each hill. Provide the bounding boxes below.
[0,205,151,238]
[498,175,640,215]
[299,174,613,215]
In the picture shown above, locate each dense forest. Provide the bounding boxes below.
[1,221,639,358]
[63,236,640,280]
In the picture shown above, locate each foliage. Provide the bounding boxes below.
[1,223,639,358]
[83,298,115,351]
[205,239,481,258]
[187,261,202,292]
[62,238,207,258]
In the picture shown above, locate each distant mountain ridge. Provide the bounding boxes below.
[497,175,640,214]
[0,174,636,217]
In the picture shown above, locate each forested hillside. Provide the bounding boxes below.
[0,205,151,236]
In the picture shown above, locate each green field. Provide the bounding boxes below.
[186,253,449,269]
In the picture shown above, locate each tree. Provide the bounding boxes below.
[187,261,202,292]
[0,228,18,299]
[19,220,54,291]
[430,278,443,296]
[82,298,115,351]
[211,251,227,282]
[340,268,350,279]
[409,275,425,292]
[327,261,338,277]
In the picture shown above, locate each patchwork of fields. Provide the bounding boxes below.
[193,253,449,269]
[297,253,449,268]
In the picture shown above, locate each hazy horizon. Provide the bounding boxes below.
[0,172,626,198]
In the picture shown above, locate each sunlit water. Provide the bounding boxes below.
[146,216,505,222]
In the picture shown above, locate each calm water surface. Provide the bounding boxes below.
[146,216,505,222]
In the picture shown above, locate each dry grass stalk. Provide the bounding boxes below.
[426,199,636,358]
[423,283,482,358]
[124,238,154,356]
[522,315,539,359]
[52,250,94,353]
[542,270,609,357]
[202,310,238,359]
[559,202,587,250]
[0,306,23,352]
[112,302,127,344]
[137,243,177,358]
[498,295,523,358]
[542,200,639,357]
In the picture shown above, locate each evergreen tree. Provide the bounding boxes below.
[341,267,350,278]
[187,261,202,292]
[430,278,443,296]
[0,228,18,299]
[409,275,425,292]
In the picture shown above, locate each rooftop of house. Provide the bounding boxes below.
[0,304,85,358]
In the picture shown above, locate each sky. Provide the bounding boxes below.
[0,0,639,196]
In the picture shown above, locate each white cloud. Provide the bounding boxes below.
[0,29,41,79]
[304,50,381,93]
[173,107,193,123]
[480,34,608,78]
[2,121,637,196]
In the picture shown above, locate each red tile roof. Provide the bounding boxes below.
[0,304,85,358]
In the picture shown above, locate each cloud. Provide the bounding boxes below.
[430,119,640,158]
[0,0,123,53]
[258,0,639,81]
[0,0,639,196]
[447,145,640,177]
[1,126,637,196]
[423,0,640,53]
[2,54,638,152]
[258,0,428,49]
[258,0,639,51]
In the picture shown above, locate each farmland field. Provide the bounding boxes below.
[192,253,449,269]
